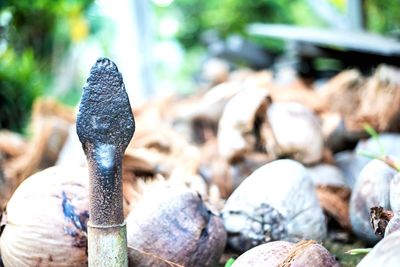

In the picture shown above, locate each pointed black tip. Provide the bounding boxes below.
[92,58,119,73]
[76,58,135,150]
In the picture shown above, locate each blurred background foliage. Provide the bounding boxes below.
[156,0,400,49]
[0,0,94,132]
[163,0,324,49]
[1,0,400,132]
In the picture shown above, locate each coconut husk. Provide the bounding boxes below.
[348,65,400,132]
[123,148,163,176]
[1,99,72,210]
[197,138,233,199]
[318,69,364,117]
[0,131,27,158]
[122,171,137,216]
[316,69,369,150]
[123,126,206,210]
[316,185,351,230]
[319,65,400,133]
[320,112,367,152]
[217,87,270,161]
[265,102,324,165]
[124,127,198,177]
[202,58,230,85]
[271,86,327,113]
[170,82,242,144]
[177,82,242,123]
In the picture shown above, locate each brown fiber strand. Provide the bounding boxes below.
[278,240,317,267]
[128,245,184,267]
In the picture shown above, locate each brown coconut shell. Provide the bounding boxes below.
[232,240,339,267]
[126,184,226,267]
[0,166,89,266]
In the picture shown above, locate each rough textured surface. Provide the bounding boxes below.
[222,159,326,252]
[76,57,135,226]
[232,241,339,267]
[0,166,89,266]
[88,224,128,267]
[77,58,135,149]
[126,185,226,267]
[266,102,323,165]
[358,230,400,267]
[350,159,396,244]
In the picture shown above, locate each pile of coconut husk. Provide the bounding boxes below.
[0,99,73,211]
[2,64,400,224]
[1,64,400,266]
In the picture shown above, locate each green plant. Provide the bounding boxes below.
[346,248,372,255]
[357,123,400,172]
[0,49,45,132]
[160,0,325,50]
[0,0,94,132]
[224,257,235,267]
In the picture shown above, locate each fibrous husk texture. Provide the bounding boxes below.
[0,99,72,211]
[320,65,400,133]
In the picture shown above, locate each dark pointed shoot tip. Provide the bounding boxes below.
[76,58,135,151]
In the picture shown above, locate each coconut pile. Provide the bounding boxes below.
[1,64,400,266]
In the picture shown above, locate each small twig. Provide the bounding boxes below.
[128,245,184,267]
[362,123,385,156]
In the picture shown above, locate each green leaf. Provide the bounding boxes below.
[362,123,385,156]
[225,258,236,267]
[346,248,372,255]
[363,123,379,139]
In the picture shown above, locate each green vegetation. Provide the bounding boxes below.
[324,239,367,267]
[1,0,400,132]
[224,257,235,267]
[0,0,93,132]
[156,0,325,50]
[357,124,400,172]
[366,0,400,35]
